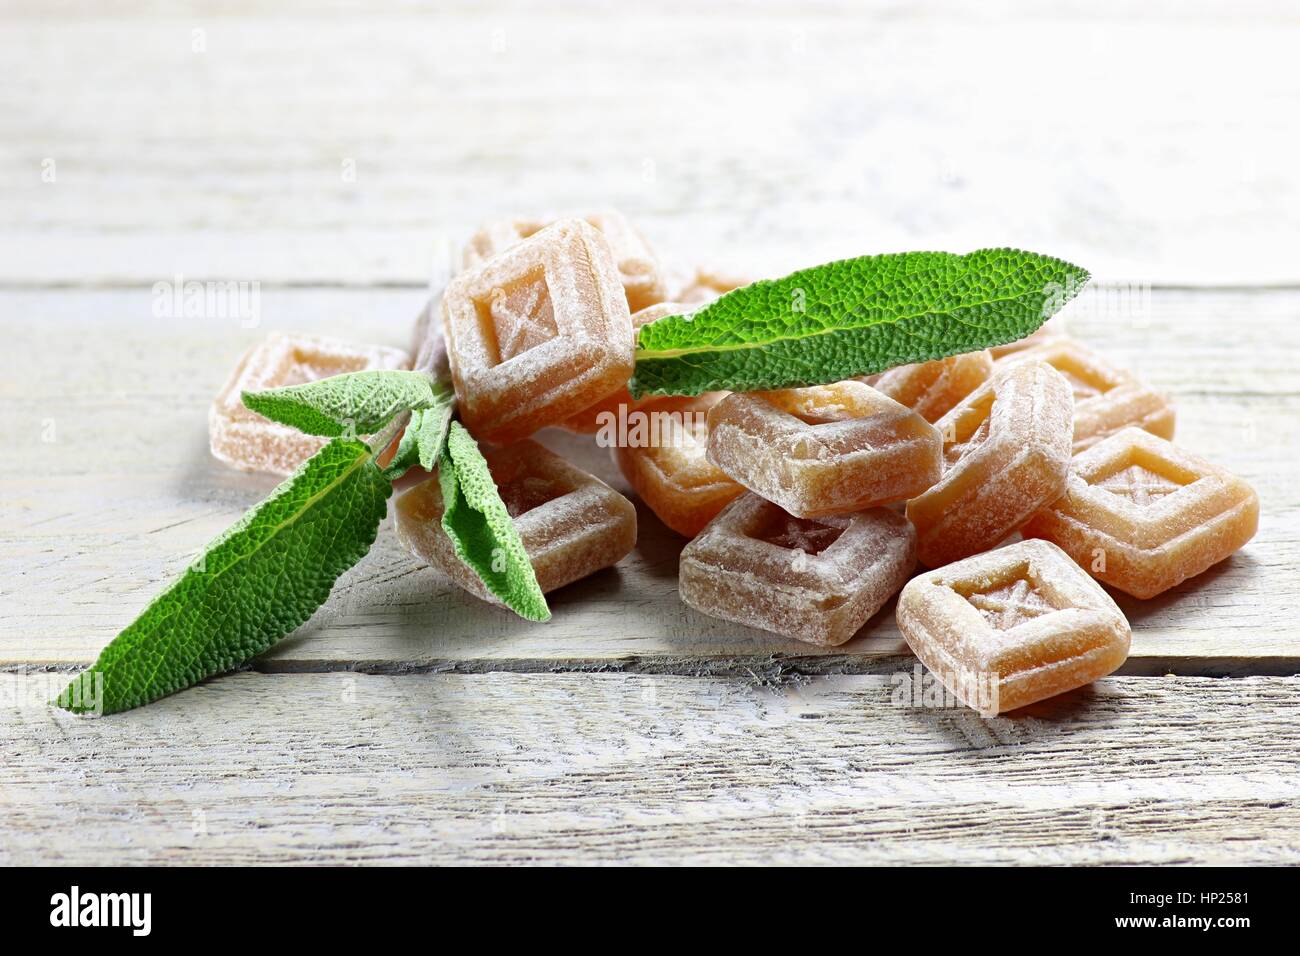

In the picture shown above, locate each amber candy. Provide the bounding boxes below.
[396,440,636,602]
[906,361,1074,567]
[706,381,942,518]
[680,493,916,646]
[613,392,742,537]
[442,219,634,444]
[897,539,1131,715]
[1022,428,1258,598]
[209,331,409,475]
[461,210,667,312]
[996,338,1174,452]
[863,350,994,423]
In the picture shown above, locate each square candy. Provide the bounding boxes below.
[996,338,1174,452]
[706,381,942,518]
[680,493,917,646]
[907,360,1074,568]
[209,331,409,475]
[613,392,743,537]
[462,210,667,312]
[395,440,636,603]
[897,539,1131,714]
[863,349,994,423]
[442,219,634,444]
[1022,428,1259,598]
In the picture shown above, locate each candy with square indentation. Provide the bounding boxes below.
[862,350,994,423]
[996,338,1174,452]
[462,210,666,312]
[442,219,634,444]
[705,381,942,518]
[680,493,916,646]
[613,392,743,537]
[559,301,685,434]
[1022,428,1258,598]
[209,331,410,475]
[906,361,1074,567]
[896,539,1130,714]
[395,440,636,603]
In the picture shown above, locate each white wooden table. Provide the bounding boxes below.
[3,0,1298,865]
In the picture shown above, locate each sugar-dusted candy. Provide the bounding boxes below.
[1022,428,1258,598]
[705,381,941,518]
[862,350,994,423]
[462,210,667,312]
[675,267,750,304]
[680,493,916,646]
[209,331,409,475]
[906,361,1073,567]
[442,219,634,444]
[559,301,684,434]
[613,392,742,536]
[396,440,636,602]
[996,338,1174,452]
[897,539,1130,715]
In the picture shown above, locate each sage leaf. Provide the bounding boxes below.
[56,439,391,715]
[438,421,550,622]
[629,248,1088,397]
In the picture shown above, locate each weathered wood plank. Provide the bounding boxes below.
[1,288,1295,670]
[2,3,1299,285]
[3,671,1298,865]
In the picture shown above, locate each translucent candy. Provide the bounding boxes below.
[559,301,685,434]
[209,331,409,475]
[395,440,636,602]
[705,381,942,518]
[862,350,994,423]
[675,267,750,305]
[996,338,1174,452]
[442,219,634,444]
[1022,428,1259,598]
[613,392,743,537]
[896,539,1131,715]
[906,361,1074,568]
[461,210,667,312]
[680,493,917,646]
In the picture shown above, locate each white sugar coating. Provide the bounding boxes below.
[209,331,410,475]
[395,439,636,603]
[442,218,633,444]
[907,360,1074,568]
[680,493,917,647]
[1023,427,1259,599]
[461,209,667,312]
[896,539,1131,714]
[705,381,942,518]
[994,337,1175,452]
[863,349,993,423]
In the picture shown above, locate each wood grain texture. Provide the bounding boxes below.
[1,2,1299,285]
[1,287,1294,671]
[3,671,1298,865]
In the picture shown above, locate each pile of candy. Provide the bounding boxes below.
[209,210,1258,715]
